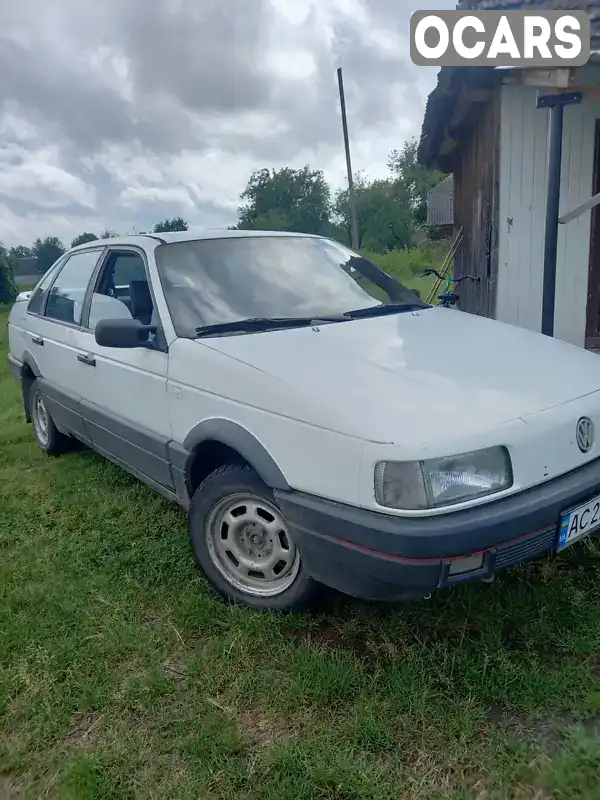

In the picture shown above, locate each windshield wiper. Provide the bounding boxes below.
[342,301,428,320]
[194,315,349,338]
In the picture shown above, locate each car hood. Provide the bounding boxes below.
[200,307,600,444]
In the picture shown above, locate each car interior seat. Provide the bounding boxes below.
[129,280,153,325]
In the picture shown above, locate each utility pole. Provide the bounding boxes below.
[337,67,360,251]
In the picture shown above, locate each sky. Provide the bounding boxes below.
[0,0,455,248]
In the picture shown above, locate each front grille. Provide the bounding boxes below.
[494,525,557,570]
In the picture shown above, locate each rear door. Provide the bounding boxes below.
[9,257,66,368]
[24,247,106,442]
[74,246,174,490]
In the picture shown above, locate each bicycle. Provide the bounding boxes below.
[421,269,481,309]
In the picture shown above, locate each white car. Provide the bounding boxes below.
[7,230,600,611]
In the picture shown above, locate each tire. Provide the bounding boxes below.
[29,379,72,455]
[188,463,320,611]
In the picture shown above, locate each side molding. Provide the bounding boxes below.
[182,419,291,490]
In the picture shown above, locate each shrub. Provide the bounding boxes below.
[0,245,17,305]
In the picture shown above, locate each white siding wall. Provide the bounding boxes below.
[496,84,600,347]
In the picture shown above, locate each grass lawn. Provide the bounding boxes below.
[3,306,600,799]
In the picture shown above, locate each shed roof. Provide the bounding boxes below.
[417,0,600,170]
[418,66,498,171]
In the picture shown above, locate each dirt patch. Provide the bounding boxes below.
[65,711,105,749]
[0,776,25,800]
[488,706,600,747]
[287,621,370,659]
[237,707,299,749]
[200,691,304,751]
[314,625,370,658]
[162,657,187,681]
[210,696,312,753]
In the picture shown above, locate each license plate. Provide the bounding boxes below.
[557,493,600,552]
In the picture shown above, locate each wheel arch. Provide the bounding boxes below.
[21,350,42,378]
[182,419,291,493]
[19,351,42,423]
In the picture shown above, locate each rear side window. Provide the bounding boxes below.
[27,260,64,315]
[43,250,102,325]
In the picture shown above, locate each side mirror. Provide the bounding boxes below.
[95,318,156,348]
[16,291,32,303]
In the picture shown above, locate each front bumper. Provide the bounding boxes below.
[274,457,600,601]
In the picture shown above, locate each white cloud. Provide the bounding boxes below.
[0,0,456,246]
[0,140,96,210]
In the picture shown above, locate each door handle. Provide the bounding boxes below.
[31,335,44,346]
[77,352,96,367]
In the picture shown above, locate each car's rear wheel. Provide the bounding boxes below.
[29,379,72,455]
[188,463,319,611]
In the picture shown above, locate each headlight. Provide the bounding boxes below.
[374,446,513,510]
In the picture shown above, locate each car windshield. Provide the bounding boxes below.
[154,235,425,337]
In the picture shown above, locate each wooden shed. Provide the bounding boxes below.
[426,175,455,236]
[418,0,600,349]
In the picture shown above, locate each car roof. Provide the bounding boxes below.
[69,229,328,253]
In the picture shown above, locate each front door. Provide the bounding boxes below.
[586,120,600,349]
[75,246,175,491]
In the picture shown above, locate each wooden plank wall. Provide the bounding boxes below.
[452,92,500,318]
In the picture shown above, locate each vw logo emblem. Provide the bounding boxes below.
[576,417,595,454]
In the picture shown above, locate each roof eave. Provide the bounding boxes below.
[417,66,498,171]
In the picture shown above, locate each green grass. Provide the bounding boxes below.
[363,244,451,301]
[3,306,600,799]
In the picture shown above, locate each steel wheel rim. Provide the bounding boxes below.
[205,492,300,597]
[33,394,49,446]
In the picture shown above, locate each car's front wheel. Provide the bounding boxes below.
[188,463,319,611]
[29,379,72,455]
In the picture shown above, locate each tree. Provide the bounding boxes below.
[153,217,188,233]
[387,138,446,225]
[31,237,66,273]
[236,166,332,235]
[71,232,99,247]
[334,173,415,251]
[7,245,36,282]
[101,229,118,239]
[0,243,17,304]
[9,245,32,260]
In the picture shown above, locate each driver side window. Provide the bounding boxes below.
[88,250,155,330]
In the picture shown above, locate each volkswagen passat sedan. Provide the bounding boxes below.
[7,231,600,610]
